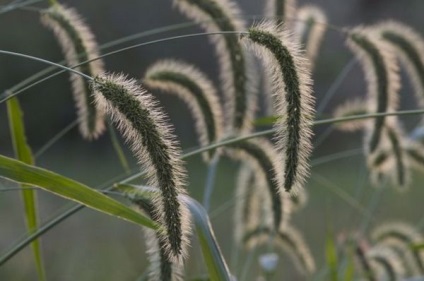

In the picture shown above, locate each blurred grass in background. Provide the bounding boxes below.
[1,0,424,280]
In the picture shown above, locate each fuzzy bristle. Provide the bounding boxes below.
[144,59,223,163]
[374,21,424,109]
[371,222,424,275]
[91,73,190,262]
[241,21,315,194]
[265,0,297,28]
[225,137,290,230]
[234,164,272,245]
[135,197,185,281]
[294,5,327,69]
[366,246,406,281]
[333,97,369,132]
[346,27,400,156]
[41,4,105,140]
[174,0,257,134]
[243,224,316,275]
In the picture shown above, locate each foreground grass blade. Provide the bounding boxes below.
[7,97,46,281]
[326,230,338,281]
[0,155,157,229]
[184,198,232,281]
[116,184,232,281]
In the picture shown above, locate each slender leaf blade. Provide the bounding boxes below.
[7,97,46,281]
[326,230,338,281]
[0,155,156,229]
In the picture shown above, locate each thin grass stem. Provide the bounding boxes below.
[0,50,92,80]
[107,120,131,175]
[202,155,220,212]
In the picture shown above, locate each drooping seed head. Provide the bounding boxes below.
[346,27,401,155]
[405,140,424,172]
[234,164,272,245]
[174,0,257,134]
[132,196,185,281]
[374,21,424,109]
[371,222,424,275]
[366,246,406,281]
[333,97,369,132]
[241,21,315,194]
[243,224,316,275]
[264,0,297,28]
[91,73,190,262]
[143,59,223,162]
[41,4,105,140]
[294,5,327,69]
[226,138,291,230]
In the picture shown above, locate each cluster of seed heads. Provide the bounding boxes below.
[38,0,424,279]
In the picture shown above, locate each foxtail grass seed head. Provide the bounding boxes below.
[405,140,424,172]
[234,164,265,244]
[143,59,223,162]
[134,197,185,281]
[225,137,291,230]
[294,5,327,69]
[386,124,410,189]
[174,0,257,134]
[41,4,105,140]
[289,187,308,213]
[241,21,315,194]
[265,0,297,28]
[366,246,406,281]
[333,98,369,132]
[91,73,190,262]
[243,224,316,275]
[346,27,400,155]
[355,242,378,281]
[371,222,424,275]
[374,21,424,108]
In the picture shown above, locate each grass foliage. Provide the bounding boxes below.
[1,0,424,280]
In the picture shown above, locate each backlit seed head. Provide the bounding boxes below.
[41,4,105,140]
[294,5,327,69]
[91,73,190,262]
[241,21,315,194]
[333,98,369,132]
[144,59,224,163]
[265,0,297,28]
[346,27,401,156]
[226,137,291,230]
[174,0,257,134]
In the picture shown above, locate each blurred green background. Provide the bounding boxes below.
[1,0,424,280]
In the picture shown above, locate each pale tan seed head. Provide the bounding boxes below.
[174,0,257,134]
[371,221,424,275]
[366,246,406,281]
[333,97,369,132]
[143,59,224,163]
[346,27,401,157]
[225,137,291,230]
[374,21,424,108]
[41,4,105,140]
[264,0,297,29]
[234,164,272,245]
[244,224,316,275]
[294,5,327,69]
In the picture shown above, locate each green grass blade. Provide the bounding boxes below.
[325,230,338,281]
[184,198,232,281]
[0,155,157,230]
[6,97,46,281]
[343,248,355,281]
